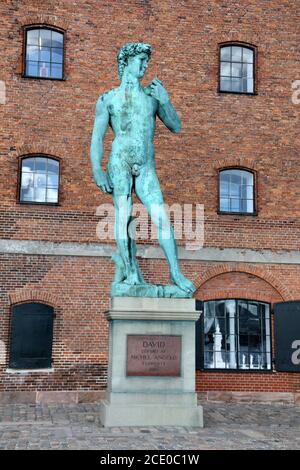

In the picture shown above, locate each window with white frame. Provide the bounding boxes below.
[219,168,254,214]
[203,299,272,370]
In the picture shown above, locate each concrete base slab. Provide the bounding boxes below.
[100,399,203,427]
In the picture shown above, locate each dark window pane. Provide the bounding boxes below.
[40,29,52,47]
[215,300,225,317]
[248,335,261,348]
[51,63,63,79]
[9,303,54,369]
[27,29,39,45]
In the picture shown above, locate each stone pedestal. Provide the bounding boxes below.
[100,297,203,427]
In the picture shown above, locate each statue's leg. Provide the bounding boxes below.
[135,166,195,294]
[111,170,143,285]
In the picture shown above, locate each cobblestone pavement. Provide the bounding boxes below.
[0,401,299,450]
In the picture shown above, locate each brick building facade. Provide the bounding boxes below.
[0,0,300,404]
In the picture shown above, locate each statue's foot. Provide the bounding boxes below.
[171,270,195,295]
[123,271,144,285]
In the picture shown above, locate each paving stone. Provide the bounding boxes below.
[0,402,299,449]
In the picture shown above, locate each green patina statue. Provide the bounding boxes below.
[90,43,195,298]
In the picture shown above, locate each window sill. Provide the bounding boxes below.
[218,211,257,217]
[6,368,54,374]
[218,90,257,96]
[21,74,66,82]
[18,201,60,207]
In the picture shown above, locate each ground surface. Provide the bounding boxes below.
[0,401,299,450]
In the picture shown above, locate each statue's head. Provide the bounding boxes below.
[117,42,152,81]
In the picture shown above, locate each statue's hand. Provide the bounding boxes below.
[94,170,113,194]
[149,78,169,105]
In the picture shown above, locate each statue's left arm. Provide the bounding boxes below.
[148,79,181,133]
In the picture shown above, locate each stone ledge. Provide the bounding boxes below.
[2,239,300,265]
[0,390,298,405]
[107,297,200,321]
[0,391,105,404]
[6,368,54,374]
[199,391,296,405]
[106,310,200,321]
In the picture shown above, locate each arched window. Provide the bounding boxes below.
[9,302,54,369]
[19,155,60,204]
[219,44,255,94]
[196,299,272,371]
[219,168,255,214]
[24,27,64,79]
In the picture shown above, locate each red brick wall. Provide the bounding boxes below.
[0,1,299,395]
[0,255,299,393]
[0,0,299,248]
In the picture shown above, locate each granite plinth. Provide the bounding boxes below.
[100,297,203,427]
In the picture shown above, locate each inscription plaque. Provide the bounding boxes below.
[127,335,181,376]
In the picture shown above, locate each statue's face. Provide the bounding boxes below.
[126,52,149,79]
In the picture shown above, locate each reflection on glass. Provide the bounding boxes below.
[220,45,254,93]
[203,300,271,370]
[20,157,59,203]
[219,169,254,213]
[25,28,63,79]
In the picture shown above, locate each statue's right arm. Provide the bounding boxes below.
[90,94,112,193]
